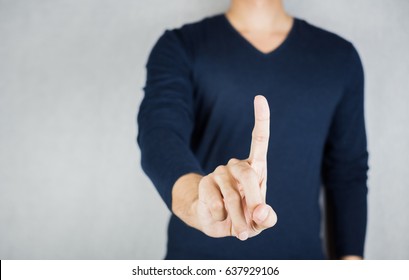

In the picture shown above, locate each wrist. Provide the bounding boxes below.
[171,173,203,230]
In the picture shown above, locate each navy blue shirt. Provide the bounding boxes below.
[137,15,368,259]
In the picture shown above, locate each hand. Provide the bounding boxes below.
[196,95,277,240]
[341,255,363,260]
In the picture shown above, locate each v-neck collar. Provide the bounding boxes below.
[220,14,299,57]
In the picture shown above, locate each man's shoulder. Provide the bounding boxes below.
[155,14,221,54]
[164,14,220,40]
[176,14,221,33]
[297,18,356,54]
[295,18,361,69]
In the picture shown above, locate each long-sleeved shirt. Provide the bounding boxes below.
[137,14,368,260]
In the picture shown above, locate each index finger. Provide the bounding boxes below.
[249,95,270,162]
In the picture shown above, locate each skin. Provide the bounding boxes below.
[172,95,276,240]
[171,0,362,260]
[225,0,294,54]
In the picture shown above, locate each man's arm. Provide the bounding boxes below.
[138,31,276,240]
[322,44,368,259]
[138,30,205,210]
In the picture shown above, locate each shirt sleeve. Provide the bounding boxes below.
[137,30,205,211]
[322,44,369,258]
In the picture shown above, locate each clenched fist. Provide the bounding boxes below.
[172,95,277,241]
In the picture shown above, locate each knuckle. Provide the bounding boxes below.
[210,200,224,212]
[199,175,210,187]
[252,133,269,143]
[214,165,227,174]
[241,167,256,181]
[224,191,241,204]
[213,172,225,183]
[198,176,213,196]
[250,222,262,233]
[228,158,239,165]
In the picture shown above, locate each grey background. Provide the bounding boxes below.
[0,0,408,259]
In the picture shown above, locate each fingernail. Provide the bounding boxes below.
[238,231,248,241]
[257,207,268,222]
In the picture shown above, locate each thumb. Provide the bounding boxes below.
[252,204,277,231]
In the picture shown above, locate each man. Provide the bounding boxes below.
[137,0,368,260]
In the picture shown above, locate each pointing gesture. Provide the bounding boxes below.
[193,95,277,241]
[249,95,270,202]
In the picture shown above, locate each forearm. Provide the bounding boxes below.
[321,43,368,258]
[138,29,207,211]
[327,184,367,257]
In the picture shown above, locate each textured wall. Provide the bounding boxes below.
[0,0,408,259]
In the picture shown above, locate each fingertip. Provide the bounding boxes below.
[253,204,277,228]
[254,95,270,119]
[254,94,266,101]
[238,231,249,241]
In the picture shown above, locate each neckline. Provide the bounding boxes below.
[220,14,299,57]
